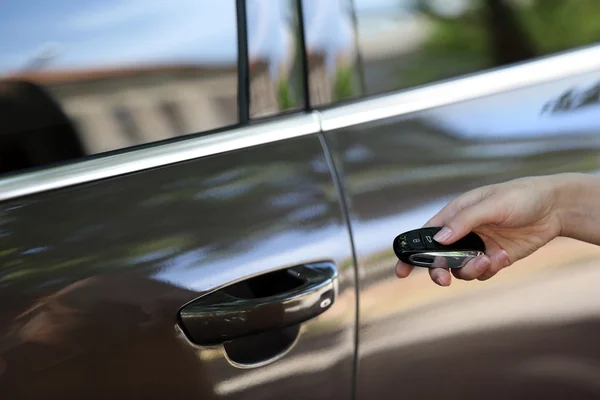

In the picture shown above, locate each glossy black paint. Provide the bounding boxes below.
[0,134,356,399]
[324,69,600,399]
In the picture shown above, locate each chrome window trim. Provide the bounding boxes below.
[0,113,320,202]
[320,44,600,131]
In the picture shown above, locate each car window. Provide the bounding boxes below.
[0,0,239,175]
[301,0,364,108]
[351,0,600,97]
[247,0,306,118]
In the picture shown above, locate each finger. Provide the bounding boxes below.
[478,250,510,281]
[477,250,510,281]
[451,254,492,281]
[429,257,450,286]
[424,189,487,228]
[395,260,415,278]
[424,197,463,228]
[429,267,451,286]
[433,198,501,245]
[427,255,452,286]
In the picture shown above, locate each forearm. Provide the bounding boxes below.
[553,172,600,245]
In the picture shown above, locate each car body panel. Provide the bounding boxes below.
[0,125,356,400]
[322,66,600,399]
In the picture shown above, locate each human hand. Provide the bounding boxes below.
[395,175,567,286]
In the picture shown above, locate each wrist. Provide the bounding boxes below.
[551,173,599,239]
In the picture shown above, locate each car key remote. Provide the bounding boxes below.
[393,227,486,268]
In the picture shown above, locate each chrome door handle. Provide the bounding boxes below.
[178,261,338,346]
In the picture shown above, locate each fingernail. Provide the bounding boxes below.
[475,256,491,272]
[499,250,510,267]
[395,264,406,278]
[433,227,452,243]
[435,278,446,287]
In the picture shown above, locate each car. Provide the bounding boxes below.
[1,0,600,399]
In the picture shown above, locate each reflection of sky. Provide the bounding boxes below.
[0,0,418,74]
[247,0,292,65]
[0,0,238,72]
[0,0,474,74]
[303,0,353,52]
[0,0,355,73]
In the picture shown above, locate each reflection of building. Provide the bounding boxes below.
[307,53,333,106]
[8,64,237,155]
[249,59,279,117]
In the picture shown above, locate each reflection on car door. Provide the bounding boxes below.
[321,46,600,399]
[0,0,357,398]
[0,115,357,399]
[303,1,600,397]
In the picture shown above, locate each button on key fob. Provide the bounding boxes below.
[393,227,485,268]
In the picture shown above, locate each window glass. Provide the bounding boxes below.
[113,106,142,142]
[247,0,306,118]
[160,101,187,135]
[301,0,364,107]
[353,0,600,97]
[0,0,238,175]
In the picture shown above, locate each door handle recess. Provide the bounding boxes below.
[178,261,338,346]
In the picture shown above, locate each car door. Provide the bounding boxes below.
[0,1,356,399]
[302,1,600,399]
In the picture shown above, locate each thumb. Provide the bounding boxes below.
[433,199,499,244]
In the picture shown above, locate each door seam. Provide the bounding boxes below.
[315,113,360,400]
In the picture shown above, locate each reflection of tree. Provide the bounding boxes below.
[333,63,358,101]
[542,81,600,114]
[0,80,86,174]
[483,0,536,64]
[416,0,535,65]
[405,0,600,86]
[276,0,303,110]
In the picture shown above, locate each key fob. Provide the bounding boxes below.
[393,227,485,268]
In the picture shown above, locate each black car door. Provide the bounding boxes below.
[0,1,356,399]
[308,1,600,399]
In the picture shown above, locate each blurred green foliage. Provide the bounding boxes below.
[522,0,600,54]
[277,79,297,109]
[403,0,600,86]
[333,64,358,101]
